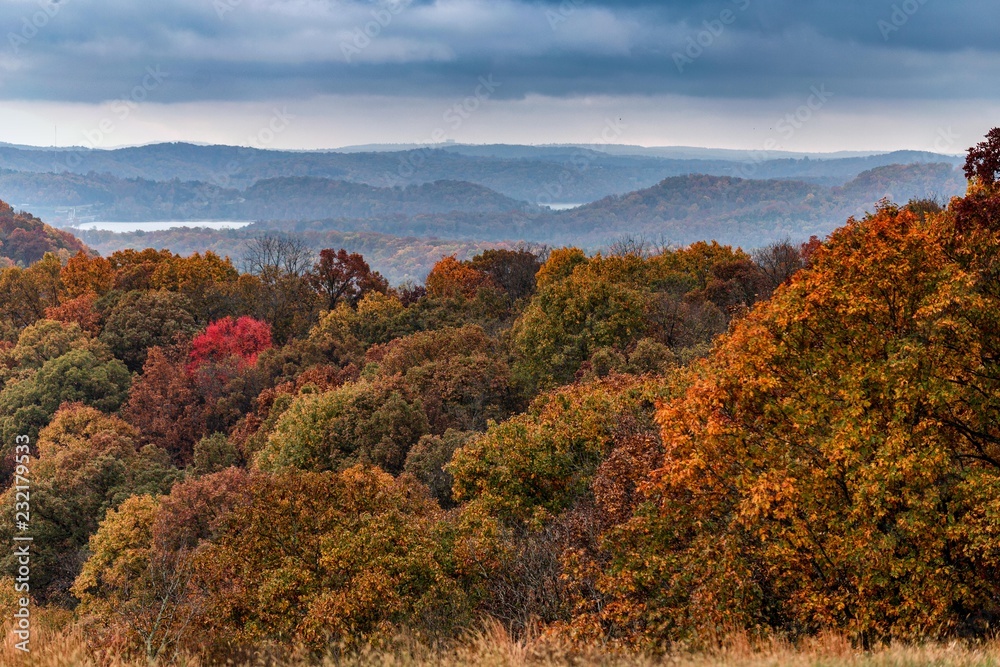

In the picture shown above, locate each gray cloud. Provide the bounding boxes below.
[0,0,995,105]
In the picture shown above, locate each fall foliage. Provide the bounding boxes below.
[5,132,1000,664]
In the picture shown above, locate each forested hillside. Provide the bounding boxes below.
[77,162,965,264]
[80,226,538,285]
[1,132,1000,665]
[0,142,963,203]
[0,172,532,223]
[0,201,89,267]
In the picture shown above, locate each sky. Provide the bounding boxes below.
[0,0,996,152]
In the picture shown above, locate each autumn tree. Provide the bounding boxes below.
[0,340,131,456]
[0,405,177,603]
[964,126,1000,188]
[255,377,428,474]
[99,290,198,372]
[45,293,101,335]
[73,469,249,661]
[306,292,416,367]
[307,248,389,310]
[124,335,264,466]
[511,252,664,388]
[108,248,176,292]
[404,429,474,508]
[0,267,47,341]
[0,319,90,385]
[123,345,205,464]
[425,255,495,299]
[467,248,542,303]
[187,316,272,373]
[234,249,319,344]
[61,251,115,299]
[190,468,470,656]
[751,239,806,295]
[588,196,1000,646]
[366,325,516,433]
[450,375,663,529]
[241,234,312,280]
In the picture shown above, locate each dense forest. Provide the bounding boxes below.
[1,131,1000,664]
[80,226,538,286]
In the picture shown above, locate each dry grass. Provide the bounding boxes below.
[3,619,999,667]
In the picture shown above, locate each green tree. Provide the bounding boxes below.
[255,378,428,474]
[0,405,177,603]
[0,341,131,451]
[99,290,197,372]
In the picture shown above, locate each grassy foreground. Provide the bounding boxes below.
[4,619,1000,667]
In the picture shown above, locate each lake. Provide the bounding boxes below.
[70,221,254,233]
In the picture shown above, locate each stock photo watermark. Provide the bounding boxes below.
[673,0,751,73]
[48,65,168,173]
[82,66,169,148]
[206,107,296,190]
[214,0,243,20]
[397,75,501,179]
[932,126,960,153]
[10,435,32,653]
[738,85,834,178]
[531,117,628,211]
[546,0,584,30]
[878,0,931,40]
[8,0,72,55]
[341,0,412,63]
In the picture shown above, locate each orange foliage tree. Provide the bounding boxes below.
[584,199,1000,646]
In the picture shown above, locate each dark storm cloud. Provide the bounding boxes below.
[0,0,996,104]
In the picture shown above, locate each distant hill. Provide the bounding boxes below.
[0,142,965,208]
[73,161,967,281]
[271,162,966,248]
[0,200,89,266]
[546,163,965,246]
[0,172,533,223]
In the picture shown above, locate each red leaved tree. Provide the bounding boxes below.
[187,317,272,374]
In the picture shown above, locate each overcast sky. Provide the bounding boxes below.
[0,0,996,152]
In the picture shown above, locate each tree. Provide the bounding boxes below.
[191,468,469,655]
[108,248,176,292]
[0,405,177,603]
[186,316,272,373]
[124,341,262,466]
[307,248,389,310]
[467,248,542,303]
[425,255,494,299]
[241,234,312,281]
[0,267,46,340]
[964,126,1000,188]
[61,251,115,299]
[255,378,428,475]
[591,199,1000,646]
[0,341,131,455]
[366,325,516,433]
[99,290,198,372]
[73,469,249,661]
[404,429,474,508]
[307,292,416,367]
[450,375,663,529]
[45,293,102,335]
[0,319,90,385]
[511,253,661,388]
[751,239,806,295]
